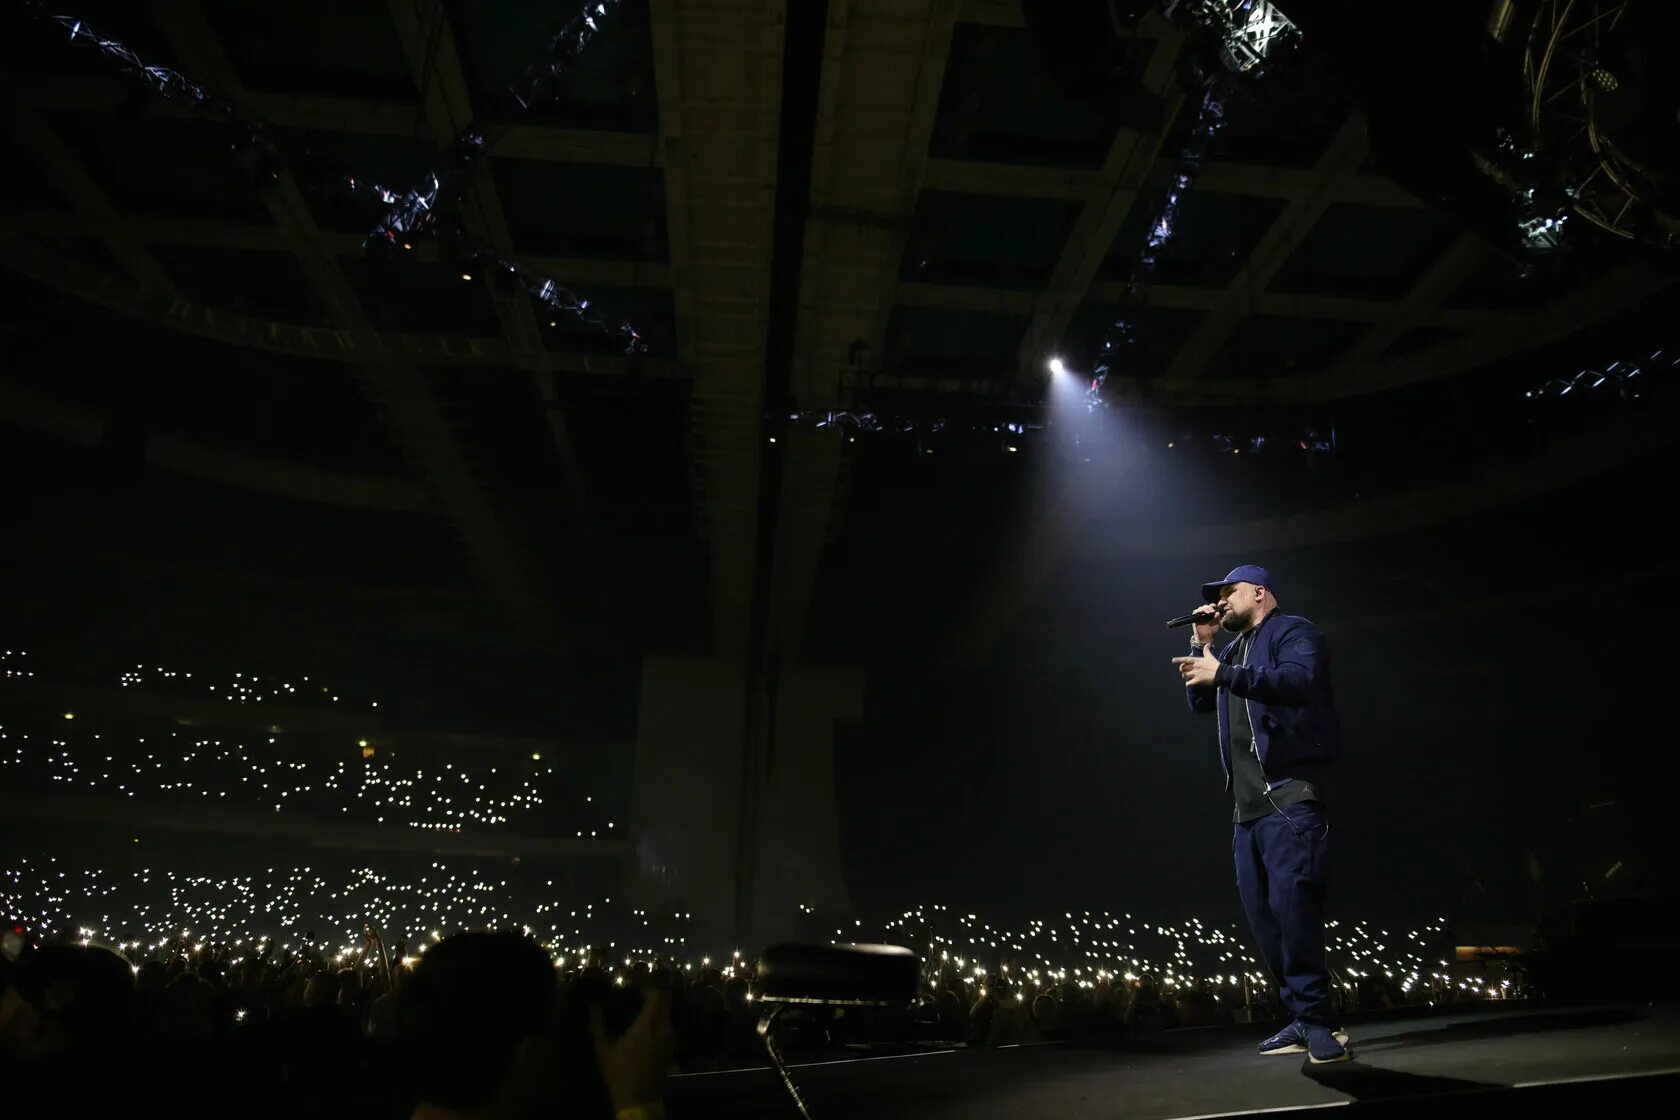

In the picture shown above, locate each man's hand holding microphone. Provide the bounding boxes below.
[1173,604,1224,688]
[1191,603,1223,648]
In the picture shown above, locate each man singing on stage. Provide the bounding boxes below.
[1172,564,1350,1063]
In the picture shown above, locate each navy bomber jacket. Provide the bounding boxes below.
[1184,610,1341,791]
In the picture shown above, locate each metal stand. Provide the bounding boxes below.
[749,941,919,1118]
[758,1006,816,1120]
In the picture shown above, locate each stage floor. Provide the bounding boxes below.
[668,1003,1680,1118]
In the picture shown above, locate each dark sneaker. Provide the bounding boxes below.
[1259,1021,1349,1055]
[1306,1024,1351,1064]
[1258,1021,1307,1054]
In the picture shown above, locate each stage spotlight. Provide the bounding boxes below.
[1048,357,1066,376]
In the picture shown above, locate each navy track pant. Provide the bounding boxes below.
[1234,800,1332,1024]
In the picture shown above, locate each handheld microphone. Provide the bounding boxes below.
[1166,609,1222,630]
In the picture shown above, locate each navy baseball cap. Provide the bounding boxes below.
[1201,564,1276,603]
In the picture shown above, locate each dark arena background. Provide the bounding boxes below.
[3,1,1679,1117]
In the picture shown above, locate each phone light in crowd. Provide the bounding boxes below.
[4,709,575,831]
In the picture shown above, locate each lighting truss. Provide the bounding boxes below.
[783,409,1337,459]
[1085,81,1230,411]
[518,269,645,353]
[368,1,629,247]
[512,1,625,111]
[1523,0,1679,249]
[17,1,646,353]
[27,2,217,108]
[1523,347,1674,400]
[1164,0,1301,74]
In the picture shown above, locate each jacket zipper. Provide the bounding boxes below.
[1217,689,1229,782]
[1213,648,1229,783]
[1245,693,1274,792]
[1239,629,1275,793]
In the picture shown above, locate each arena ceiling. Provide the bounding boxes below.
[1,0,1674,725]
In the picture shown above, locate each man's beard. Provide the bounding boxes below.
[1220,610,1247,632]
